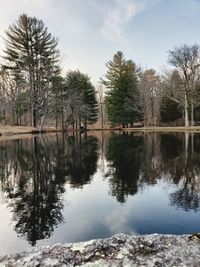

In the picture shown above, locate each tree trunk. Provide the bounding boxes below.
[100,104,104,129]
[184,94,189,127]
[79,117,82,129]
[191,101,194,126]
[39,115,46,132]
[55,116,58,129]
[31,106,37,127]
[84,119,87,130]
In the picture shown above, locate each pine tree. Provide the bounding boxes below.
[102,51,142,127]
[3,14,60,127]
[160,96,182,123]
[64,70,98,129]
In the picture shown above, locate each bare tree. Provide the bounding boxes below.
[139,69,161,127]
[96,84,109,128]
[62,90,85,129]
[161,69,185,123]
[0,67,28,125]
[168,44,200,126]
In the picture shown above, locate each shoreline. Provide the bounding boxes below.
[1,233,200,266]
[0,125,200,142]
[1,125,200,135]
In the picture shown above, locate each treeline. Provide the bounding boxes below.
[0,14,98,130]
[102,48,200,128]
[1,14,200,129]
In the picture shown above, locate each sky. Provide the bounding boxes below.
[0,0,200,83]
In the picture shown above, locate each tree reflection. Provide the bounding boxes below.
[170,176,200,211]
[160,133,185,184]
[0,133,98,245]
[104,131,200,210]
[105,133,144,203]
[65,133,99,187]
[142,132,161,185]
[1,131,200,244]
[158,133,200,211]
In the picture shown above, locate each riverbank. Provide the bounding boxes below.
[0,126,39,135]
[1,233,200,266]
[127,126,200,132]
[1,125,200,138]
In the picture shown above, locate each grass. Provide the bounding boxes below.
[1,125,200,139]
[125,126,200,132]
[0,125,38,135]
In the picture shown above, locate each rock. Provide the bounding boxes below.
[1,234,200,266]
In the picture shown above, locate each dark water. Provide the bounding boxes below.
[0,131,200,255]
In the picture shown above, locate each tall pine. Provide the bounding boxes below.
[102,51,142,127]
[3,14,60,127]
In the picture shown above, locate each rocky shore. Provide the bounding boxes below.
[1,234,200,266]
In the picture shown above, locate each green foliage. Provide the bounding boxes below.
[3,14,60,127]
[106,133,144,202]
[51,76,65,118]
[65,135,99,187]
[15,91,30,117]
[64,70,98,127]
[102,51,142,126]
[160,96,182,123]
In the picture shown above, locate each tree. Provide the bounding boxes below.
[64,70,98,129]
[65,134,99,187]
[96,83,108,128]
[0,66,28,125]
[51,76,65,129]
[139,69,160,127]
[102,51,142,127]
[160,96,182,124]
[0,66,8,123]
[168,44,200,126]
[105,133,144,202]
[3,14,60,128]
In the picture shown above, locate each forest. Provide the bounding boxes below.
[1,14,200,130]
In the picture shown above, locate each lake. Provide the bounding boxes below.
[0,131,200,255]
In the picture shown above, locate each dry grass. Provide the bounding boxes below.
[0,126,38,134]
[126,126,200,132]
[1,125,200,139]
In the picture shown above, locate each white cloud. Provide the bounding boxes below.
[105,206,137,234]
[0,0,164,80]
[100,0,162,42]
[101,0,140,42]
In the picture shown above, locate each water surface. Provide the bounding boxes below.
[0,131,200,255]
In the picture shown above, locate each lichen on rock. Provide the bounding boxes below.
[1,233,200,266]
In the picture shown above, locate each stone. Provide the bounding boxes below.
[1,234,200,266]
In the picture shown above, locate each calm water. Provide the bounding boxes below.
[0,131,200,255]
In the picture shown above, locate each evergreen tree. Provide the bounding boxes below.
[51,76,65,129]
[102,51,142,127]
[3,14,60,127]
[160,96,182,123]
[64,70,98,129]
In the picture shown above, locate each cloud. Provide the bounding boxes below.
[0,0,164,80]
[99,0,162,42]
[105,206,137,234]
[101,0,140,42]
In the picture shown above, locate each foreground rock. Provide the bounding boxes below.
[1,234,200,266]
